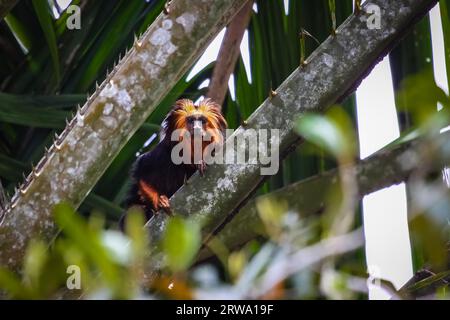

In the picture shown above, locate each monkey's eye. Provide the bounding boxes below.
[199,116,207,124]
[187,117,195,124]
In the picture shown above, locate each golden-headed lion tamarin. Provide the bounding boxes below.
[120,98,227,227]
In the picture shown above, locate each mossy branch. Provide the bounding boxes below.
[199,131,450,259]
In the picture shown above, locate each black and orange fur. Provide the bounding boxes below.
[120,98,227,228]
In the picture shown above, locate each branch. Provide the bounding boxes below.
[143,0,438,274]
[206,0,254,106]
[199,131,450,258]
[398,269,450,299]
[0,0,248,271]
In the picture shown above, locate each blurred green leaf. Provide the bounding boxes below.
[397,71,449,125]
[228,251,247,282]
[389,15,434,131]
[0,267,30,299]
[100,231,131,265]
[53,202,119,283]
[163,216,201,273]
[125,207,149,263]
[410,214,448,271]
[295,107,356,161]
[256,196,288,239]
[23,240,48,290]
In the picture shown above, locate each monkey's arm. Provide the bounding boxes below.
[130,145,176,214]
[138,179,171,214]
[138,179,160,211]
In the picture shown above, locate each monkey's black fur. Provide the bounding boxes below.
[119,98,226,231]
[120,139,196,229]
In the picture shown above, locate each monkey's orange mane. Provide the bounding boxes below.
[161,98,227,144]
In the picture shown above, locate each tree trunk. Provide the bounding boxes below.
[206,0,254,106]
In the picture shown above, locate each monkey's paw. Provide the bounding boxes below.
[158,195,172,215]
[197,160,207,176]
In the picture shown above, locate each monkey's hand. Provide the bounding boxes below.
[158,195,172,215]
[197,160,207,176]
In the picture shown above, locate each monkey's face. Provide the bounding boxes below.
[186,114,207,137]
[161,98,227,145]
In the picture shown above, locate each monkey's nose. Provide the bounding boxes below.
[193,120,203,130]
[192,121,205,137]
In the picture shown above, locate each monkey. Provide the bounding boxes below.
[120,98,227,229]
